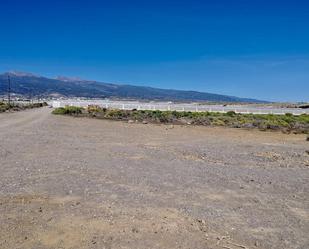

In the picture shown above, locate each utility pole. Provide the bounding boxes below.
[7,75,11,109]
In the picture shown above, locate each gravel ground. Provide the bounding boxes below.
[0,107,308,249]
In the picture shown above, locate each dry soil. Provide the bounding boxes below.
[0,107,308,249]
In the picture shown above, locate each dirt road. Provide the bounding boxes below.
[0,108,308,249]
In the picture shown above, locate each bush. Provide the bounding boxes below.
[0,102,8,112]
[226,111,237,117]
[105,109,126,119]
[211,118,225,126]
[52,106,83,115]
[87,105,102,113]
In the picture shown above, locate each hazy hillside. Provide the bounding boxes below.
[0,72,263,102]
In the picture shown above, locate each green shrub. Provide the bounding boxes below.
[52,106,83,115]
[87,105,103,113]
[226,111,237,117]
[211,118,225,126]
[105,109,128,119]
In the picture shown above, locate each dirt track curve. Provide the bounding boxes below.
[0,107,308,249]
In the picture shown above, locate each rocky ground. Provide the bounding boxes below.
[0,107,308,249]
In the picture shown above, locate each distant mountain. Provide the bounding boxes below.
[0,72,264,103]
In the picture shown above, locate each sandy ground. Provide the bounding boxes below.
[0,107,308,249]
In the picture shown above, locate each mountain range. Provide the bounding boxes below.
[0,71,263,103]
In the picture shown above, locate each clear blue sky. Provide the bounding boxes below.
[0,0,308,102]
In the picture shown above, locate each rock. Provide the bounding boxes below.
[166,124,174,130]
[128,120,134,124]
[197,219,206,225]
[242,123,255,129]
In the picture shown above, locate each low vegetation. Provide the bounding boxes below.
[52,106,309,134]
[52,106,83,115]
[0,101,47,113]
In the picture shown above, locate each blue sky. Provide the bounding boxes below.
[0,0,308,102]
